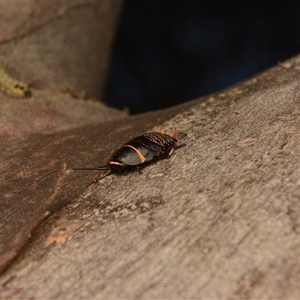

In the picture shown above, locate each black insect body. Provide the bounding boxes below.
[73,128,179,180]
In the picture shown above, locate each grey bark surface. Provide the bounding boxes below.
[1,55,300,298]
[0,0,124,276]
[0,1,122,99]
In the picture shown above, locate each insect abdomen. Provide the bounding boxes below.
[132,133,176,153]
[110,131,177,167]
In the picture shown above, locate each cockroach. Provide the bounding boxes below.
[73,128,183,180]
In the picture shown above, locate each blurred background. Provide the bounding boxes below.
[105,1,300,114]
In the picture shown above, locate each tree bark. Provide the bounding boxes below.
[1,2,300,298]
[1,54,300,298]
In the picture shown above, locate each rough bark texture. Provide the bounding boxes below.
[0,1,122,98]
[1,55,300,298]
[1,1,300,297]
[0,0,124,278]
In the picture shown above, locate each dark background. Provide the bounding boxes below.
[105,1,300,114]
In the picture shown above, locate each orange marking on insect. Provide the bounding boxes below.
[172,128,177,139]
[109,161,125,166]
[124,144,146,163]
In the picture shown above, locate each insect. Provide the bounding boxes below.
[0,66,31,98]
[73,128,182,180]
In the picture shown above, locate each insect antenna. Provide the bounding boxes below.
[72,166,109,171]
[72,165,112,180]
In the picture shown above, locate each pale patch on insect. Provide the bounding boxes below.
[0,66,31,98]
